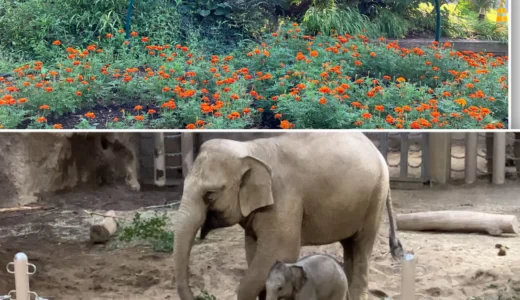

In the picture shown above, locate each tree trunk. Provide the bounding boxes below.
[89,210,117,243]
[396,211,519,236]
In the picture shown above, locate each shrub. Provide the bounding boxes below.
[0,23,508,129]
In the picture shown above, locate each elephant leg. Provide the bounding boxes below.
[348,231,378,300]
[348,193,386,300]
[245,233,266,300]
[237,233,300,300]
[340,238,354,289]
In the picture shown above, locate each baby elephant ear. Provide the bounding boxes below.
[291,266,307,292]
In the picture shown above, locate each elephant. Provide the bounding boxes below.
[173,132,404,300]
[266,254,349,300]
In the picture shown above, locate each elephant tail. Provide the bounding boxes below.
[386,188,404,259]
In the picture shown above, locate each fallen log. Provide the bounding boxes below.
[89,210,118,243]
[396,211,519,236]
[0,206,46,213]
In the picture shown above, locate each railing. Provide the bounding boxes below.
[1,253,47,300]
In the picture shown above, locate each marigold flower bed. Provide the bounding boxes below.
[0,23,508,129]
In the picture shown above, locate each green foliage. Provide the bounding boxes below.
[0,0,182,62]
[178,0,233,21]
[195,291,217,300]
[119,212,174,252]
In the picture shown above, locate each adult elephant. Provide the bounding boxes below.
[173,132,404,300]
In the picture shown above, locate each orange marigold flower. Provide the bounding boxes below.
[52,124,63,129]
[319,97,327,105]
[40,104,50,110]
[362,112,372,119]
[243,108,251,114]
[148,109,157,115]
[280,120,294,129]
[113,117,119,122]
[410,121,421,129]
[383,75,391,81]
[76,91,82,96]
[106,33,113,38]
[134,115,145,121]
[454,98,467,107]
[134,105,143,111]
[354,61,362,66]
[44,87,53,92]
[18,98,28,104]
[318,86,331,94]
[141,37,149,43]
[370,52,376,57]
[52,40,61,45]
[274,113,282,119]
[36,117,47,123]
[375,105,384,112]
[309,50,319,57]
[84,112,95,119]
[396,77,406,83]
[185,124,196,129]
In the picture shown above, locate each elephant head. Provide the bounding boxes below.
[265,261,307,300]
[173,139,275,300]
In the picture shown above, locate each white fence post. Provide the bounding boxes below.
[464,133,478,184]
[401,253,416,300]
[6,253,36,300]
[492,132,506,185]
[153,132,166,187]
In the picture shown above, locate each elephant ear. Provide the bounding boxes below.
[239,155,274,217]
[291,266,307,292]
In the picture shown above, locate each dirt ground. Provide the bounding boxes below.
[1,142,519,300]
[1,180,519,300]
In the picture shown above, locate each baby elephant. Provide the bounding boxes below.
[265,254,349,300]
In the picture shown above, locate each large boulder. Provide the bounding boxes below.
[0,133,140,207]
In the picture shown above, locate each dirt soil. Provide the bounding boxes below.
[1,180,519,300]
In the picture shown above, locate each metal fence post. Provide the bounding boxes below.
[464,132,478,184]
[492,132,506,185]
[153,132,166,187]
[400,133,409,180]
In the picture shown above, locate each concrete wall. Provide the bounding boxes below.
[0,133,141,207]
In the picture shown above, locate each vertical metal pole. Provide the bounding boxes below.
[434,0,441,42]
[154,133,166,187]
[464,133,478,184]
[492,132,506,185]
[380,133,388,161]
[421,133,430,183]
[181,133,195,179]
[401,253,416,300]
[400,133,409,179]
[13,253,30,300]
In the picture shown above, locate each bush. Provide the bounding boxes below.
[0,0,182,62]
[0,23,508,129]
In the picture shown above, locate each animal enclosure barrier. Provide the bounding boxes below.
[449,133,520,184]
[365,133,431,187]
[1,253,47,300]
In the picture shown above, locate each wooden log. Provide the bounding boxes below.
[89,210,118,243]
[396,211,519,236]
[0,206,45,213]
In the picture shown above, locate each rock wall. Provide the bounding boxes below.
[0,133,140,207]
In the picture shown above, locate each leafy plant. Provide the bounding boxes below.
[119,212,174,252]
[195,291,217,300]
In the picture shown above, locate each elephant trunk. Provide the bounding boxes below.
[174,197,206,300]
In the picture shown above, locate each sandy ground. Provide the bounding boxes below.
[0,141,519,300]
[0,181,519,300]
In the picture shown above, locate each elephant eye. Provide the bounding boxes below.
[203,191,216,204]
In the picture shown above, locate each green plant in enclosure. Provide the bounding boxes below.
[195,291,218,300]
[119,212,174,252]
